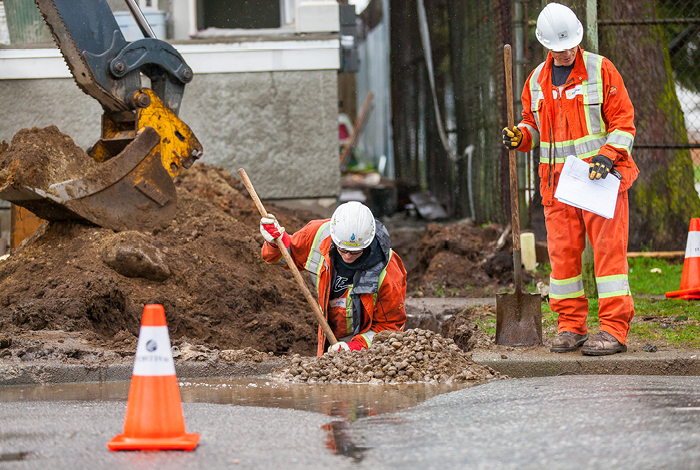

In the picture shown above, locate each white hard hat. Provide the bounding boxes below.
[536,3,583,52]
[330,201,376,251]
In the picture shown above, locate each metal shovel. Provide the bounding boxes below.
[495,45,542,347]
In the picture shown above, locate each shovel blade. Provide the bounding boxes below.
[496,291,543,346]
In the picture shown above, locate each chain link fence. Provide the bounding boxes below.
[390,0,513,225]
[593,0,700,193]
[657,0,700,194]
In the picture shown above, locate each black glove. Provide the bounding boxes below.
[589,155,613,180]
[501,126,523,150]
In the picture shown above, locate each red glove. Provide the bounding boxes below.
[346,339,364,351]
[260,214,291,248]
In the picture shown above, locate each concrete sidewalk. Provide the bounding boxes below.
[0,296,697,386]
[473,348,700,377]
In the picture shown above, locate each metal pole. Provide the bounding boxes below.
[586,0,598,53]
[124,0,156,38]
[514,0,526,229]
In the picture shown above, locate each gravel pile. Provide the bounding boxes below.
[270,328,503,384]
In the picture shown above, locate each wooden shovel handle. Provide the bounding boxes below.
[505,44,523,296]
[504,44,521,251]
[237,168,338,346]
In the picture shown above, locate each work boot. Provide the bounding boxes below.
[581,331,627,356]
[550,331,588,353]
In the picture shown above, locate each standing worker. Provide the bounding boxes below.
[260,201,407,356]
[501,2,638,355]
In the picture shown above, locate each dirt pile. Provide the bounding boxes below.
[270,328,503,384]
[408,305,497,351]
[390,220,536,297]
[0,126,323,356]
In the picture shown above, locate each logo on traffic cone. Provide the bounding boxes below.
[666,218,700,300]
[108,304,200,451]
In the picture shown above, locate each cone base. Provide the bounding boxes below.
[107,432,200,451]
[666,287,700,299]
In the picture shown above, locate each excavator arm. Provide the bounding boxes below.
[0,0,203,233]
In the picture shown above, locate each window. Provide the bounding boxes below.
[200,0,282,29]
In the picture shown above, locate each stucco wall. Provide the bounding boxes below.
[0,69,339,199]
[181,70,339,198]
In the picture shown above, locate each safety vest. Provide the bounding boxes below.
[525,51,634,164]
[517,48,638,205]
[261,218,407,356]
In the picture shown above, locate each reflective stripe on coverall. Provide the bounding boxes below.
[261,219,407,356]
[516,47,638,344]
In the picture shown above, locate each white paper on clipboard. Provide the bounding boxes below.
[554,156,620,219]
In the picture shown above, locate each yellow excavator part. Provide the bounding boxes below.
[2,94,203,236]
[135,89,201,178]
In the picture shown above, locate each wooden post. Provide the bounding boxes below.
[581,0,598,298]
[582,236,597,299]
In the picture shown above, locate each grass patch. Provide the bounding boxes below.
[630,322,700,348]
[476,317,496,337]
[630,298,700,347]
[628,256,684,295]
[431,283,461,297]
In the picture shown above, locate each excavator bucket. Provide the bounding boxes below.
[1,127,171,232]
[0,90,202,233]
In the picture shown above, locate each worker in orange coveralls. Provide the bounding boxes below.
[260,201,407,356]
[501,3,638,355]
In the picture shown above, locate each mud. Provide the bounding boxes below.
[270,328,503,384]
[0,126,541,365]
[390,220,535,297]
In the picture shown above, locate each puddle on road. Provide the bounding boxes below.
[0,377,477,421]
[0,377,481,462]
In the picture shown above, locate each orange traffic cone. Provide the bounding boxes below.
[108,304,200,451]
[666,218,700,300]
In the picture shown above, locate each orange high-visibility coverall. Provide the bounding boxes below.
[262,219,407,356]
[516,47,639,344]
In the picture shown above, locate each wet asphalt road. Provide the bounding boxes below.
[345,375,700,470]
[1,375,699,469]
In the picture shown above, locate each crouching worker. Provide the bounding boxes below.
[260,201,407,356]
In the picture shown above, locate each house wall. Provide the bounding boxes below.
[181,70,339,199]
